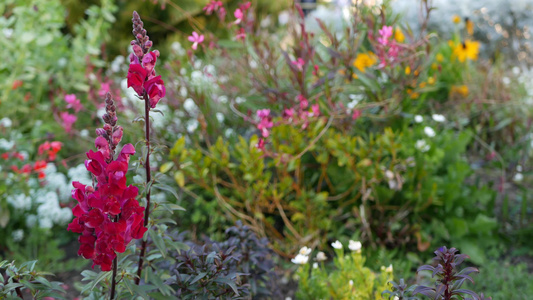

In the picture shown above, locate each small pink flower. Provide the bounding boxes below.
[311,104,320,117]
[60,112,77,133]
[378,25,393,45]
[99,82,111,98]
[65,94,84,113]
[188,32,204,50]
[256,138,265,150]
[297,94,308,110]
[234,8,244,24]
[291,58,305,72]
[203,0,223,15]
[144,75,166,108]
[256,109,270,118]
[283,108,295,119]
[352,109,362,120]
[142,51,159,73]
[236,28,246,41]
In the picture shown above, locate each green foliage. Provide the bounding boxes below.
[0,260,66,299]
[475,259,533,299]
[296,245,392,299]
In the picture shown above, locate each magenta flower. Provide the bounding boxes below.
[67,94,147,272]
[127,64,148,96]
[283,108,295,119]
[256,138,265,150]
[99,82,111,98]
[292,58,305,72]
[234,8,244,24]
[378,25,393,45]
[60,111,77,133]
[311,104,320,117]
[236,28,246,41]
[65,94,83,113]
[142,51,159,74]
[144,75,166,108]
[203,0,223,15]
[297,94,309,110]
[188,32,204,50]
[352,109,362,120]
[257,109,270,119]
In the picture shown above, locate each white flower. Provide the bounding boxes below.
[313,262,318,269]
[331,240,342,249]
[278,11,290,25]
[183,98,197,114]
[235,97,246,104]
[0,139,15,150]
[424,126,436,137]
[394,296,399,300]
[299,246,312,256]
[3,28,13,38]
[414,115,423,123]
[291,254,309,264]
[385,170,394,180]
[12,229,24,242]
[348,240,362,252]
[349,280,354,286]
[216,113,225,123]
[502,77,511,85]
[415,139,430,152]
[316,251,327,261]
[517,165,523,172]
[80,129,89,137]
[432,114,446,122]
[513,173,524,182]
[385,264,393,273]
[0,117,12,127]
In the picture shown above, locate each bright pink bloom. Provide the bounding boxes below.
[60,112,77,133]
[256,138,265,150]
[142,51,159,73]
[352,109,362,120]
[292,58,305,72]
[311,104,320,117]
[297,94,308,110]
[203,0,223,15]
[127,64,148,95]
[99,82,111,98]
[283,108,295,119]
[144,75,166,108]
[65,94,84,113]
[256,109,273,138]
[378,25,393,45]
[257,109,270,119]
[236,28,246,41]
[188,32,204,50]
[234,8,244,24]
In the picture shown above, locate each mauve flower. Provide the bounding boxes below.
[60,112,77,133]
[188,31,204,50]
[144,75,166,108]
[142,51,159,73]
[127,64,147,95]
[65,94,83,113]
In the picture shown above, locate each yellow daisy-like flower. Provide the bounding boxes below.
[395,27,405,43]
[452,15,461,24]
[353,52,377,73]
[436,53,444,62]
[405,66,411,75]
[427,76,436,85]
[452,40,480,62]
[451,85,469,97]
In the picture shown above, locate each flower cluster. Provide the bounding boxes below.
[127,11,166,109]
[375,25,403,67]
[203,0,226,20]
[67,93,147,271]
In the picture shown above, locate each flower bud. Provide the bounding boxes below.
[112,127,123,146]
[132,44,143,58]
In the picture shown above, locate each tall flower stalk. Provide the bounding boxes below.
[126,11,166,285]
[67,93,148,299]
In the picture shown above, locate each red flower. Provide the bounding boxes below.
[127,64,148,96]
[144,75,165,108]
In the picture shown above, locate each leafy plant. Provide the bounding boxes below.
[0,260,65,299]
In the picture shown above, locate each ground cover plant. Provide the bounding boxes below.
[0,0,532,299]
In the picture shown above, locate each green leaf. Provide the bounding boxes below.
[148,228,167,258]
[174,171,185,188]
[189,272,207,285]
[214,277,240,295]
[152,183,180,202]
[159,162,174,174]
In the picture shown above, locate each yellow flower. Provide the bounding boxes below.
[465,18,474,35]
[452,40,480,62]
[436,53,444,62]
[453,15,461,24]
[451,85,469,97]
[431,63,438,70]
[395,27,405,43]
[419,82,427,88]
[427,76,436,85]
[353,52,377,72]
[405,66,411,75]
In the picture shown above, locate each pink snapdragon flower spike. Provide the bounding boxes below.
[65,94,83,113]
[60,111,77,133]
[188,31,204,50]
[67,93,147,272]
[128,11,166,109]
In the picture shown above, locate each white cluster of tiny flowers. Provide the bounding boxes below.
[291,246,312,264]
